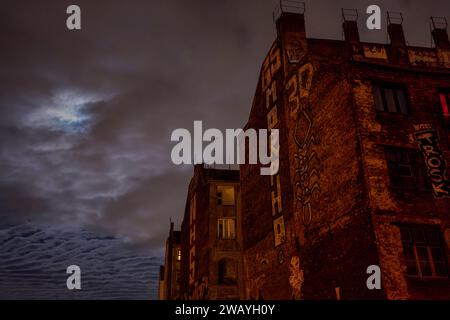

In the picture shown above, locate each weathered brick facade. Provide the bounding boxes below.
[179,165,243,300]
[240,9,450,300]
[163,7,450,300]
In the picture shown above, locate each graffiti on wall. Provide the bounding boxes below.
[192,277,208,300]
[289,256,304,299]
[262,42,286,248]
[244,251,272,299]
[414,124,450,198]
[408,49,438,67]
[286,62,321,227]
[286,39,305,64]
[363,45,387,60]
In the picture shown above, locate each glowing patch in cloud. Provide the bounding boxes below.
[25,89,108,133]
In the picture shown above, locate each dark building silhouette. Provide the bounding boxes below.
[159,222,181,300]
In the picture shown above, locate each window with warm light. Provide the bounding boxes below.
[218,218,236,240]
[217,186,235,206]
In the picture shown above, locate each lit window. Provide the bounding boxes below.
[439,92,450,117]
[373,83,409,114]
[218,218,236,240]
[217,186,235,206]
[400,226,448,278]
[176,249,181,261]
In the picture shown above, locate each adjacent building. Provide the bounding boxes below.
[159,222,181,300]
[179,165,243,300]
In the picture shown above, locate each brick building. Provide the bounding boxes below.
[159,222,181,300]
[179,165,244,299]
[158,266,165,300]
[240,4,450,300]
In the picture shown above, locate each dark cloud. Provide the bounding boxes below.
[0,0,448,299]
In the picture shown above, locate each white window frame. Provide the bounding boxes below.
[218,218,236,240]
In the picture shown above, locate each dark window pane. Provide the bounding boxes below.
[413,229,426,244]
[398,151,410,164]
[373,83,409,114]
[396,89,409,114]
[218,222,223,240]
[406,259,419,276]
[384,148,429,191]
[430,247,445,262]
[403,245,415,259]
[427,230,441,244]
[420,260,433,277]
[217,190,223,205]
[373,86,385,111]
[416,246,428,260]
[401,226,448,279]
[384,88,397,113]
[400,227,412,243]
[398,164,413,177]
[385,149,397,162]
[218,261,225,283]
[434,262,448,277]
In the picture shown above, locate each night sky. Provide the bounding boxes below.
[1,0,449,299]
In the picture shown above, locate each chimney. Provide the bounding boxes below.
[274,1,307,69]
[431,17,450,67]
[431,17,450,48]
[342,9,363,58]
[387,11,410,64]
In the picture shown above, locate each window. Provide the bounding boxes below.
[218,259,237,284]
[176,248,181,261]
[400,226,448,278]
[218,218,236,240]
[438,91,450,123]
[384,148,429,191]
[373,83,409,114]
[217,186,235,206]
[439,91,450,117]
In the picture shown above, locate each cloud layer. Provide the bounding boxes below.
[0,224,162,299]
